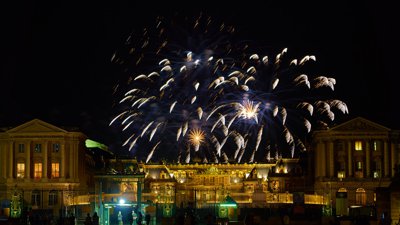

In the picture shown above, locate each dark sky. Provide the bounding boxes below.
[1,1,399,148]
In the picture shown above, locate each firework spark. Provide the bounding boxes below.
[236,100,260,123]
[188,128,205,151]
[110,15,348,163]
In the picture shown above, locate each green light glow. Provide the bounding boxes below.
[85,139,113,155]
[219,203,237,207]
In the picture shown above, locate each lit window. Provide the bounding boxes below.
[356,188,366,206]
[49,190,58,205]
[355,141,362,151]
[337,171,345,179]
[32,190,41,206]
[34,144,41,153]
[373,141,379,151]
[18,144,25,153]
[17,163,25,178]
[34,163,42,179]
[51,163,60,178]
[357,161,363,170]
[53,143,60,153]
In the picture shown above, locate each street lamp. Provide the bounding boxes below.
[119,199,126,205]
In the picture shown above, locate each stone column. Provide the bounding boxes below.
[75,141,79,179]
[391,142,396,177]
[315,142,321,178]
[366,141,370,178]
[8,141,14,178]
[384,141,389,177]
[328,141,334,177]
[43,142,48,180]
[321,141,327,177]
[69,141,74,180]
[348,141,352,177]
[26,142,31,179]
[1,143,6,179]
[316,141,326,178]
[61,142,66,178]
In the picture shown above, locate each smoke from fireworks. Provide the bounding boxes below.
[110,14,348,163]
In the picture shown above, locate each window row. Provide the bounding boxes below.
[337,188,367,206]
[31,190,59,206]
[335,140,383,152]
[17,143,61,153]
[336,159,383,179]
[17,162,60,179]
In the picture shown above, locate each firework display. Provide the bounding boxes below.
[110,15,348,163]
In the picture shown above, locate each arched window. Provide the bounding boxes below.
[356,188,367,205]
[31,190,41,206]
[48,190,58,205]
[160,171,166,179]
[338,188,347,192]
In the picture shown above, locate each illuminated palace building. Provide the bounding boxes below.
[312,117,400,219]
[0,119,95,219]
[1,117,400,224]
[93,158,319,225]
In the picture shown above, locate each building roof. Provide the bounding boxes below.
[330,116,391,132]
[5,118,69,133]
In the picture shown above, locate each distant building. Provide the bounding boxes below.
[0,119,96,219]
[4,116,400,224]
[311,117,400,219]
[93,158,323,225]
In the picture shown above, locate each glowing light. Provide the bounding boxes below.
[85,139,113,155]
[237,100,259,122]
[219,203,237,207]
[188,128,205,147]
[119,199,125,205]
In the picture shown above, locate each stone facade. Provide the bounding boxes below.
[2,116,400,223]
[312,117,400,220]
[0,119,95,218]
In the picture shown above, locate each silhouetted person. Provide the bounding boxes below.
[69,214,75,225]
[128,211,134,225]
[84,213,92,225]
[145,213,151,225]
[136,211,143,225]
[118,211,123,225]
[92,212,99,225]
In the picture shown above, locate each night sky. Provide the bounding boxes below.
[1,1,399,151]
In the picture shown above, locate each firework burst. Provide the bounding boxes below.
[110,14,348,163]
[188,128,206,151]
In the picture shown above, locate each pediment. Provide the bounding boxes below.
[330,117,390,132]
[6,119,67,134]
